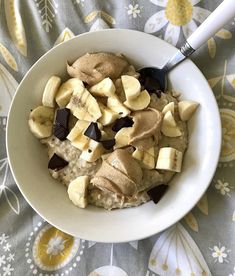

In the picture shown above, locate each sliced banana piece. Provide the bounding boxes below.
[156,147,182,172]
[67,88,102,122]
[67,120,89,141]
[178,100,199,121]
[80,140,104,162]
[132,147,155,169]
[163,111,177,127]
[67,175,89,208]
[67,120,90,150]
[68,120,103,151]
[107,95,130,118]
[89,77,116,97]
[71,134,89,151]
[114,127,133,149]
[28,106,54,139]
[56,78,84,107]
[121,75,141,100]
[161,111,182,137]
[124,90,150,111]
[115,78,126,102]
[42,76,61,107]
[98,102,119,126]
[162,102,175,115]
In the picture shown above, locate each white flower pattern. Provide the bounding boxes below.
[210,245,230,263]
[3,243,11,252]
[0,255,6,267]
[6,254,14,262]
[46,236,65,255]
[0,233,15,275]
[215,179,232,196]
[2,264,14,276]
[126,2,142,19]
[0,234,9,245]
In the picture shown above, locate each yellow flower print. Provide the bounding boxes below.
[144,0,232,57]
[145,0,207,45]
[32,224,80,271]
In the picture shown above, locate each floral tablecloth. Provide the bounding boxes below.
[0,0,234,275]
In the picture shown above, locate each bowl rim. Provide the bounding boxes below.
[6,29,222,242]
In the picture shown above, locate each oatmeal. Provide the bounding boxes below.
[28,52,199,210]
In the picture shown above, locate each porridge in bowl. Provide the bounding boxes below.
[28,52,199,210]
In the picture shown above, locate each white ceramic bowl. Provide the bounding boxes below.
[7,29,221,242]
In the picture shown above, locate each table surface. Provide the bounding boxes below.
[0,0,234,275]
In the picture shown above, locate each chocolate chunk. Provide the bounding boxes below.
[55,108,70,128]
[53,125,69,141]
[139,67,165,94]
[48,153,68,171]
[84,122,101,141]
[53,108,70,141]
[147,184,168,204]
[112,117,134,132]
[101,139,115,150]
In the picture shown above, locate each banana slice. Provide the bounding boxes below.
[89,77,116,97]
[163,111,177,127]
[80,140,104,162]
[107,96,130,118]
[162,102,175,115]
[132,147,155,169]
[67,120,89,141]
[156,147,182,172]
[67,120,90,150]
[42,76,61,107]
[72,135,89,151]
[124,90,150,111]
[56,78,84,107]
[114,127,133,149]
[98,102,119,126]
[121,75,141,100]
[178,100,199,121]
[161,111,182,137]
[28,106,54,139]
[67,175,89,208]
[67,88,102,122]
[115,79,126,102]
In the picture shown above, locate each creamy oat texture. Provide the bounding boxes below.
[42,52,188,210]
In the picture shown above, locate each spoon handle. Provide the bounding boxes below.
[164,0,235,72]
[186,0,235,52]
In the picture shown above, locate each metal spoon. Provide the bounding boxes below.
[139,0,235,91]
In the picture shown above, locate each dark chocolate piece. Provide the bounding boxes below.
[101,139,115,150]
[84,122,101,141]
[139,67,165,94]
[147,184,168,204]
[53,108,70,141]
[48,153,68,171]
[112,117,133,132]
[53,125,69,141]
